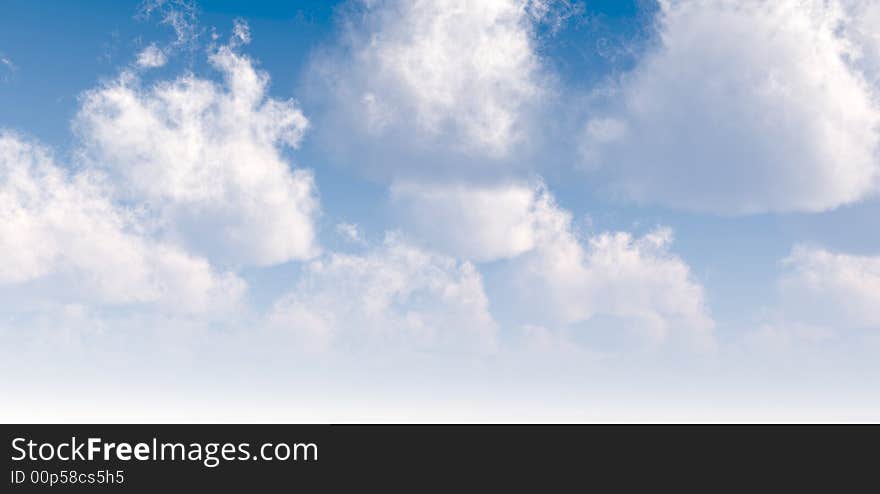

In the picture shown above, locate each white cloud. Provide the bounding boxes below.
[76,39,319,266]
[312,0,553,161]
[135,44,167,68]
[0,131,244,313]
[390,180,543,261]
[267,234,498,352]
[581,0,880,214]
[780,246,880,329]
[839,0,880,87]
[742,243,880,355]
[389,179,714,349]
[514,219,715,351]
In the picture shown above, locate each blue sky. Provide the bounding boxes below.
[2,0,880,421]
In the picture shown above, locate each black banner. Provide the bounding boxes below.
[2,425,875,491]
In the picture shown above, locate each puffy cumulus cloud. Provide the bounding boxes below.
[779,246,880,329]
[514,218,715,351]
[390,180,543,261]
[388,179,714,349]
[581,0,880,214]
[0,132,244,314]
[311,0,557,164]
[76,35,319,266]
[267,234,498,352]
[740,243,880,357]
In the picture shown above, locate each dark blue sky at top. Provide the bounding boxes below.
[0,0,656,147]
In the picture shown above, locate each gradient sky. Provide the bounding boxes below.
[2,0,880,422]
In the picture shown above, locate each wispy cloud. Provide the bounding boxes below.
[0,53,15,82]
[137,0,201,49]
